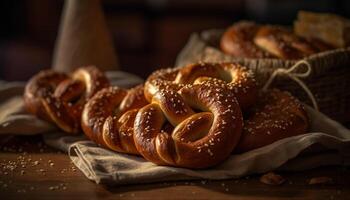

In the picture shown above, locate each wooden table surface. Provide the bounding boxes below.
[0,135,349,200]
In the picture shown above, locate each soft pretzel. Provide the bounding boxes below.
[221,21,329,59]
[254,26,318,59]
[24,70,68,122]
[145,62,257,110]
[220,21,273,58]
[81,85,148,154]
[24,66,109,133]
[134,82,243,168]
[235,89,309,153]
[144,68,182,102]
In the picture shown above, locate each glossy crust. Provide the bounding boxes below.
[235,89,309,153]
[81,85,148,154]
[24,70,68,122]
[175,62,258,110]
[220,21,273,58]
[221,21,330,59]
[145,62,258,110]
[134,83,243,168]
[254,26,317,59]
[23,66,109,133]
[144,68,182,102]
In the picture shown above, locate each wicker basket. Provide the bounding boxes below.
[175,29,350,123]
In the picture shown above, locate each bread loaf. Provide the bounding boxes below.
[294,11,350,48]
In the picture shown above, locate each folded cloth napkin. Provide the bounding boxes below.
[1,72,350,185]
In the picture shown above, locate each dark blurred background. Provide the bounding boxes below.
[0,0,349,81]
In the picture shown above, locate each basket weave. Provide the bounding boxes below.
[175,29,350,123]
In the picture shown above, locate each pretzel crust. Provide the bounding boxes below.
[235,89,309,153]
[221,21,330,59]
[81,85,148,154]
[134,83,243,168]
[23,66,109,133]
[145,62,258,110]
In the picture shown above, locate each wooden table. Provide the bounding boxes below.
[0,135,349,200]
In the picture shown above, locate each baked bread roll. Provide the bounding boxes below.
[294,11,350,48]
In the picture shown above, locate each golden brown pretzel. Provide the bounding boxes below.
[254,26,317,59]
[144,67,182,102]
[235,89,309,153]
[134,82,243,168]
[221,21,326,59]
[220,21,273,58]
[175,63,257,110]
[24,70,68,122]
[24,66,109,133]
[145,62,257,110]
[81,85,148,154]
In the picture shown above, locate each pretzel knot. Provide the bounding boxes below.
[81,85,148,154]
[24,66,109,133]
[220,21,331,59]
[134,83,243,168]
[145,62,257,110]
[235,89,309,153]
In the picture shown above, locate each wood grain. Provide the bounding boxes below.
[0,136,349,200]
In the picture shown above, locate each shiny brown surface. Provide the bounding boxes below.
[23,66,110,134]
[134,83,243,168]
[220,21,273,58]
[81,85,148,155]
[220,21,331,60]
[236,89,309,153]
[144,63,258,110]
[0,135,349,200]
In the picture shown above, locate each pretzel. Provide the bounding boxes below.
[220,21,273,58]
[221,21,329,59]
[235,89,309,153]
[24,66,109,133]
[24,70,68,122]
[145,62,257,110]
[254,26,318,59]
[134,82,243,168]
[81,85,148,154]
[144,68,182,102]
